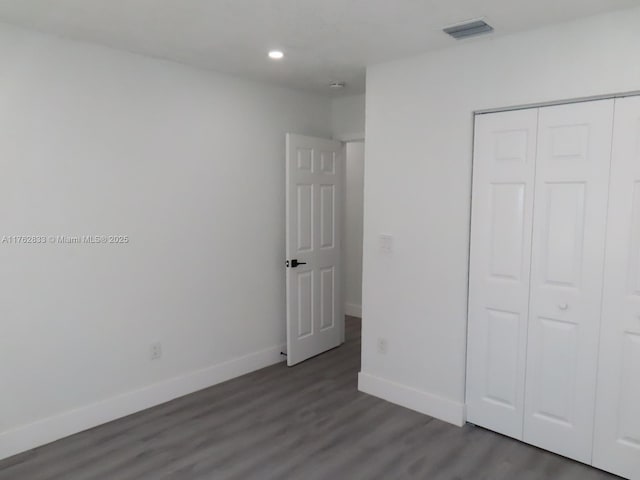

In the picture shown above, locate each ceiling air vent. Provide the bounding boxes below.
[443,19,493,39]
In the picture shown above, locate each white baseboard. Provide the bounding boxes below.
[344,303,362,318]
[358,372,466,427]
[0,344,285,461]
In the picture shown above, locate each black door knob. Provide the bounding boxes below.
[287,259,307,268]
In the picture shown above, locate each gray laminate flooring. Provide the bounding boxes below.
[0,317,621,480]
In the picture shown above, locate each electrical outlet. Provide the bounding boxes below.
[150,342,163,360]
[377,338,388,355]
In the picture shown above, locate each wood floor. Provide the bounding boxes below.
[0,317,621,480]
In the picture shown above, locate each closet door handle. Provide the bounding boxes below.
[558,303,569,311]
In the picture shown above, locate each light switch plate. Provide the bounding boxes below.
[379,234,393,254]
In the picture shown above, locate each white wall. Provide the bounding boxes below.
[344,141,365,317]
[0,23,331,459]
[331,94,365,141]
[359,7,640,425]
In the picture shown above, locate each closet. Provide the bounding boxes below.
[466,96,640,480]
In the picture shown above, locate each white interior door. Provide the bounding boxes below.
[593,96,640,480]
[285,133,344,366]
[523,99,614,463]
[466,109,538,439]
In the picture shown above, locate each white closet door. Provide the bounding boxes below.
[466,109,538,439]
[523,99,614,463]
[593,96,640,480]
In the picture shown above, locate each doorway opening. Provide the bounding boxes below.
[284,134,365,365]
[344,140,365,321]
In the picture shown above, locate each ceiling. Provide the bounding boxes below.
[0,0,636,96]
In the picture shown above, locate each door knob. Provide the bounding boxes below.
[558,303,569,311]
[286,259,307,268]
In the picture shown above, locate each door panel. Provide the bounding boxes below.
[286,134,344,366]
[297,184,313,251]
[524,99,614,464]
[320,267,335,330]
[593,96,640,480]
[532,316,578,426]
[631,183,640,294]
[618,334,640,446]
[489,183,527,280]
[297,270,313,338]
[466,109,538,439]
[542,182,586,287]
[484,308,521,407]
[320,185,335,248]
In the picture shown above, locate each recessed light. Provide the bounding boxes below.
[268,50,284,60]
[329,81,346,89]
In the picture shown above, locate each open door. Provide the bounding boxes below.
[285,133,344,366]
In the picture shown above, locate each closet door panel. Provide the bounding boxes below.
[466,109,538,439]
[593,96,640,480]
[524,99,614,463]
